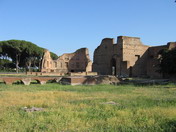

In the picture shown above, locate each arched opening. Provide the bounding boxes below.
[111,58,116,76]
[12,80,23,85]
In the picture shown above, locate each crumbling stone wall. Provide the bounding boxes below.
[119,36,149,77]
[93,36,149,77]
[93,38,114,75]
[93,36,176,78]
[41,48,92,73]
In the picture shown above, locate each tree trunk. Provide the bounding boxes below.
[28,61,32,72]
[16,54,19,73]
[25,58,32,72]
[38,58,42,72]
[16,54,21,73]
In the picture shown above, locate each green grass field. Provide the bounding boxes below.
[0,83,176,132]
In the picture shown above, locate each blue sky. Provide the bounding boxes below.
[0,0,175,59]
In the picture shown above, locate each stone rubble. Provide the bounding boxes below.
[22,107,44,112]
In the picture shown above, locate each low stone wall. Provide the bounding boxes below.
[0,77,61,85]
[26,72,39,76]
[26,72,97,76]
[69,72,97,76]
[0,75,120,86]
[41,72,65,76]
[26,72,65,76]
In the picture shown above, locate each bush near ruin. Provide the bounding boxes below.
[158,48,176,77]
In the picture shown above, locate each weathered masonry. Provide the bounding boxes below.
[41,48,93,74]
[93,36,176,78]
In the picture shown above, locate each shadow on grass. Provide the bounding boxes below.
[161,120,176,132]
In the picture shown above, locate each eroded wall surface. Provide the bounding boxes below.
[93,38,115,75]
[41,48,92,73]
[119,36,149,77]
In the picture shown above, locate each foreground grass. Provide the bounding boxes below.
[0,83,176,132]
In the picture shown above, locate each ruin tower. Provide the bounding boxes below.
[93,36,149,77]
[41,49,53,72]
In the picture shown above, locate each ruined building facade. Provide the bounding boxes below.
[41,48,92,74]
[93,36,176,78]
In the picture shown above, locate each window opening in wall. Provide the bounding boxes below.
[55,62,57,67]
[135,55,140,60]
[65,62,68,68]
[65,57,69,61]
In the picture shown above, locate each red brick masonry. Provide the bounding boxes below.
[1,77,60,85]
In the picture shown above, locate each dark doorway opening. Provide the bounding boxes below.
[71,70,74,72]
[111,58,116,75]
[129,66,133,77]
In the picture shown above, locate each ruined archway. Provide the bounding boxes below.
[111,58,116,75]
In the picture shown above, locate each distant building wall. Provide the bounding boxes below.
[41,48,92,74]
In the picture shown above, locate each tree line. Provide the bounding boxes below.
[0,40,58,73]
[0,39,175,77]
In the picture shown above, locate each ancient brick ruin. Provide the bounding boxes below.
[41,48,93,74]
[40,36,176,79]
[93,36,176,78]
